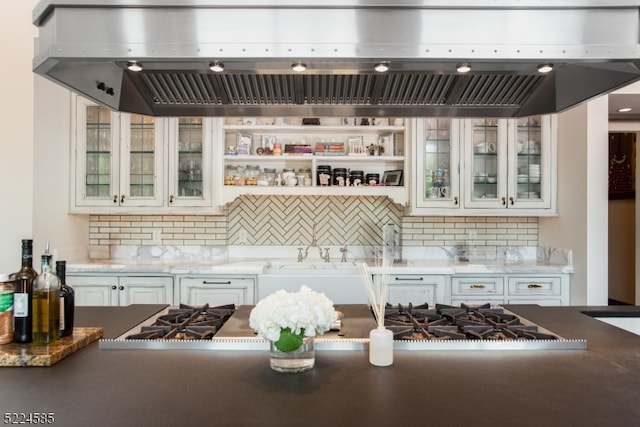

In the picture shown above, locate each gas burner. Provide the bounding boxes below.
[125,304,236,340]
[381,303,559,341]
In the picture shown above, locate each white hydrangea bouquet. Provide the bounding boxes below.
[249,285,338,352]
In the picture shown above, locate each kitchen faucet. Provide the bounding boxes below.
[298,223,330,262]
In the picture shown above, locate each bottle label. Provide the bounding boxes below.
[14,293,28,317]
[0,292,13,312]
[60,295,65,330]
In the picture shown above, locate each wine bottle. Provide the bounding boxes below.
[32,245,60,345]
[56,261,75,338]
[10,239,37,343]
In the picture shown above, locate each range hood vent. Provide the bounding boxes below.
[33,1,640,117]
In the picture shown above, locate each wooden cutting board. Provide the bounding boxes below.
[0,327,103,367]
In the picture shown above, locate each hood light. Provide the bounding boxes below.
[374,62,390,72]
[292,62,307,72]
[617,107,632,113]
[127,61,143,72]
[537,63,553,73]
[209,61,224,72]
[456,62,471,73]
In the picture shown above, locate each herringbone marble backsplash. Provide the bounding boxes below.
[88,196,538,253]
[227,195,401,246]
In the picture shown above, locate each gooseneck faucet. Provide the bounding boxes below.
[297,223,330,262]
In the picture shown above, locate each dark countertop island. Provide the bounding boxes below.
[1,304,639,427]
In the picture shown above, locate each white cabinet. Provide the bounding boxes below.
[178,276,255,306]
[71,95,165,212]
[217,117,408,205]
[411,115,557,216]
[71,95,220,213]
[166,117,215,209]
[412,118,462,211]
[449,273,570,306]
[386,274,446,305]
[68,274,174,306]
[463,116,555,212]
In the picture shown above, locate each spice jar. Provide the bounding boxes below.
[0,274,15,344]
[224,165,240,186]
[366,173,380,186]
[297,168,312,186]
[350,170,364,186]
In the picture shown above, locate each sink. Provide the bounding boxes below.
[583,309,640,337]
[259,261,367,303]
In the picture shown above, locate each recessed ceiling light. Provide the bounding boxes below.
[456,62,471,73]
[374,62,390,73]
[209,61,224,72]
[537,63,553,73]
[126,61,143,72]
[617,107,633,113]
[292,62,307,72]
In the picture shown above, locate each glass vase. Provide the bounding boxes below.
[270,336,315,373]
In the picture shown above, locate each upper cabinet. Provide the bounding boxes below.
[71,96,165,211]
[216,117,408,205]
[70,95,218,213]
[412,115,557,216]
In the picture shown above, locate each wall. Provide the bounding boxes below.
[0,2,37,272]
[87,195,538,256]
[539,97,609,305]
[608,199,635,303]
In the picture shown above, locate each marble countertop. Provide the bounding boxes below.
[66,257,573,275]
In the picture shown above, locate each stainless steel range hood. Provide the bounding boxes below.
[33,1,640,117]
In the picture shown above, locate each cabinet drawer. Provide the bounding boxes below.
[180,277,254,287]
[508,276,561,296]
[451,277,504,295]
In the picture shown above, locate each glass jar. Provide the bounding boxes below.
[264,168,276,186]
[282,168,297,186]
[350,170,364,186]
[297,168,312,187]
[224,165,240,186]
[244,165,260,186]
[365,173,380,186]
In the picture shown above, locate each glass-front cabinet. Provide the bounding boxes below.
[413,118,461,210]
[412,115,556,215]
[167,118,213,208]
[72,96,164,210]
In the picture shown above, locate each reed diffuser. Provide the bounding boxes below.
[360,245,394,366]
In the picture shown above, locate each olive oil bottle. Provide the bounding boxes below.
[32,244,60,345]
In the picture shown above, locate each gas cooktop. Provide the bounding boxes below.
[99,303,586,351]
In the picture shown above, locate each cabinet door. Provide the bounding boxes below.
[463,118,509,209]
[167,117,213,207]
[413,118,461,210]
[67,275,118,306]
[118,276,174,306]
[119,114,165,208]
[180,277,255,306]
[508,115,553,209]
[72,96,122,208]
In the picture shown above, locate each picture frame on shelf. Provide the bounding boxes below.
[382,170,404,186]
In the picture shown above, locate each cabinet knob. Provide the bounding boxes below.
[501,197,506,206]
[454,196,458,205]
[509,196,514,205]
[111,285,117,290]
[120,194,126,204]
[119,285,125,291]
[527,284,543,289]
[113,195,118,204]
[169,194,174,204]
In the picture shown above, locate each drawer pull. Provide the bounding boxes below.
[527,284,543,289]
[202,280,232,285]
[470,284,486,289]
[395,277,424,281]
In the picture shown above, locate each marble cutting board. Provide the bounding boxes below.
[0,327,103,367]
